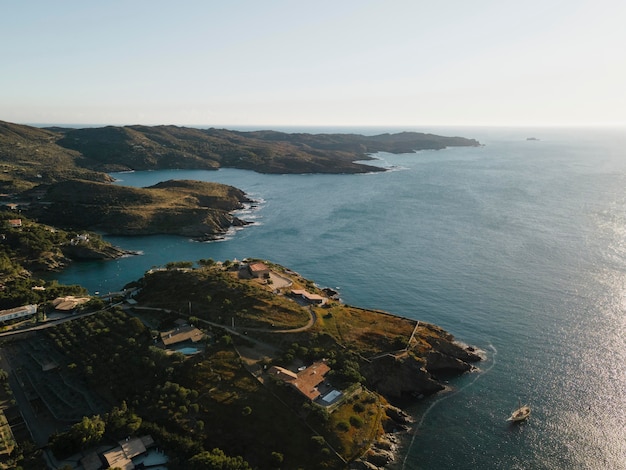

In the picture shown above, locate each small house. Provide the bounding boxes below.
[100,435,152,470]
[159,325,205,347]
[248,262,270,278]
[291,289,326,305]
[269,361,331,401]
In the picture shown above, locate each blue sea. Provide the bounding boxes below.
[51,126,626,469]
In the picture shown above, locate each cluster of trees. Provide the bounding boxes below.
[188,449,251,470]
[135,264,308,330]
[44,309,255,469]
[46,310,174,397]
[49,402,143,458]
[0,277,87,311]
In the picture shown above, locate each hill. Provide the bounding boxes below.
[55,125,480,174]
[53,125,480,174]
[0,120,480,192]
[0,121,111,193]
[27,179,252,239]
[123,259,481,466]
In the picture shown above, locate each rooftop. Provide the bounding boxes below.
[270,361,331,401]
[160,325,204,347]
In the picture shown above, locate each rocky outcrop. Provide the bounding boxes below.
[61,243,138,260]
[351,408,408,470]
[365,447,396,468]
[383,405,413,431]
[360,324,481,400]
[361,353,444,399]
[26,251,71,272]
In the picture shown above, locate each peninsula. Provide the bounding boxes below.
[0,120,480,192]
[0,257,481,469]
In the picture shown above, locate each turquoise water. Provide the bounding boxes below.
[174,346,201,356]
[51,127,626,469]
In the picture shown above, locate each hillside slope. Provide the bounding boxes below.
[0,120,480,193]
[28,179,252,239]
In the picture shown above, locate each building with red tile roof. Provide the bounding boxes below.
[270,361,331,401]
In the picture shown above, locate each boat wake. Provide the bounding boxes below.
[401,343,498,469]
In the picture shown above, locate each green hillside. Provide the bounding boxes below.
[27,179,251,239]
[0,120,480,193]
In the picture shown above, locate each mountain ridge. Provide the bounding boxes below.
[0,120,480,192]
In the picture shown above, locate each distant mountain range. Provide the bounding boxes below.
[0,120,480,191]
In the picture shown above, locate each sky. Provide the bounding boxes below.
[2,0,626,128]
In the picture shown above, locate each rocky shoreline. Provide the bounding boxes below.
[61,243,139,261]
[354,334,483,469]
[350,405,412,469]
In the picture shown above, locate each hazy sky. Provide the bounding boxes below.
[2,0,625,127]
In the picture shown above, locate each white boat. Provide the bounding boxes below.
[507,401,531,422]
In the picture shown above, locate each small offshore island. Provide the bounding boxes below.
[0,120,482,469]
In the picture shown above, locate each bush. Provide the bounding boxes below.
[188,448,251,470]
[353,402,365,413]
[311,435,326,448]
[336,421,350,432]
[270,451,284,467]
[349,415,364,428]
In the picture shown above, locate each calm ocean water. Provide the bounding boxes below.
[51,127,626,469]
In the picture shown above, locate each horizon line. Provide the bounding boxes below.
[17,121,626,130]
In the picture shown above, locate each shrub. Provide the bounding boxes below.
[349,415,364,428]
[353,402,365,413]
[336,421,350,432]
[270,451,284,467]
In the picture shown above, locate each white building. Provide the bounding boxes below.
[0,304,37,323]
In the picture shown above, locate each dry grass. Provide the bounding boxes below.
[313,304,417,356]
[326,389,385,461]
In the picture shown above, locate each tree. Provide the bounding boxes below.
[270,451,284,467]
[166,261,193,270]
[188,448,251,470]
[71,415,105,448]
[50,415,105,458]
[105,402,142,439]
